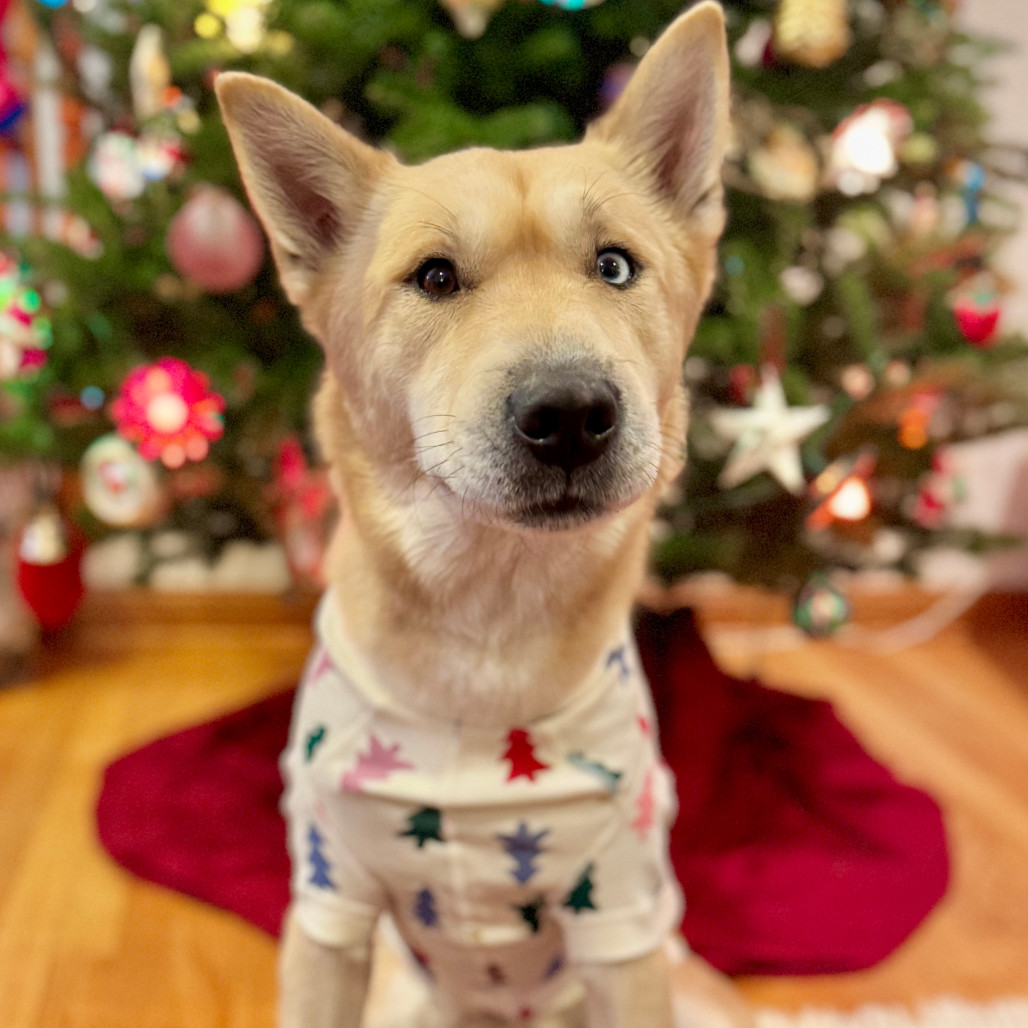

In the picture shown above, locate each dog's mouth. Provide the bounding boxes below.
[513,494,607,529]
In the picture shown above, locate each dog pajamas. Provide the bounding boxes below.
[281,593,682,1022]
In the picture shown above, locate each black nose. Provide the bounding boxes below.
[509,371,620,473]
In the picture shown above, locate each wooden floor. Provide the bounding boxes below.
[1,587,1027,1027]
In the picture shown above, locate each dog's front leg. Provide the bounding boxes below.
[279,910,372,1028]
[578,948,673,1028]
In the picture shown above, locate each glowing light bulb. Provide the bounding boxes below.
[827,477,872,521]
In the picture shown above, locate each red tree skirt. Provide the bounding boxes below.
[96,609,949,976]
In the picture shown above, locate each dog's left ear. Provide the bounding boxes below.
[588,1,730,235]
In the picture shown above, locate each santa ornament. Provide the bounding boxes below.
[16,503,84,632]
[81,434,168,527]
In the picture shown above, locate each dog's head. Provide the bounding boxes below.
[216,2,729,534]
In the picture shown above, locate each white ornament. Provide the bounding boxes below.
[81,434,165,527]
[709,366,830,494]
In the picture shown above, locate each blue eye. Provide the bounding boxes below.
[596,249,635,287]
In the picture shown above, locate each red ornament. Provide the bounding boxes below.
[16,505,84,632]
[503,728,550,783]
[269,436,333,588]
[166,185,264,293]
[111,357,225,468]
[953,293,1000,347]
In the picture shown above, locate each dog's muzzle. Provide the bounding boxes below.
[508,368,620,475]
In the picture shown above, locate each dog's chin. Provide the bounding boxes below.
[439,481,643,533]
[510,494,616,531]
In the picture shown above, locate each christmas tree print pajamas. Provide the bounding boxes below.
[282,593,682,1022]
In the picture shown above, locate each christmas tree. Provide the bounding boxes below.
[1,0,1026,616]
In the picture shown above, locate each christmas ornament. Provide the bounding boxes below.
[950,159,985,224]
[16,503,84,632]
[708,366,830,494]
[952,288,1000,347]
[129,25,171,121]
[0,254,52,381]
[166,186,265,293]
[136,131,185,182]
[806,450,876,531]
[539,0,605,9]
[734,18,773,68]
[0,58,24,137]
[897,390,941,449]
[780,265,824,306]
[792,573,850,638]
[911,450,965,528]
[194,0,273,51]
[269,436,332,589]
[840,363,874,401]
[827,100,913,196]
[0,0,23,135]
[88,131,146,202]
[111,357,225,469]
[773,0,851,68]
[437,0,503,38]
[80,434,167,527]
[747,125,820,204]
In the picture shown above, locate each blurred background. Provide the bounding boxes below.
[1,0,1028,658]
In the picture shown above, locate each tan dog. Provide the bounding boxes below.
[217,4,752,1025]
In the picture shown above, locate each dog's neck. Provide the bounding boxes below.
[318,399,655,726]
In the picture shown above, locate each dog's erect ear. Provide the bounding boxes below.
[215,72,393,305]
[588,1,730,232]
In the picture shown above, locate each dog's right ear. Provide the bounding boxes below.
[215,72,393,306]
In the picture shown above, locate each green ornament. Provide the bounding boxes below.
[792,574,850,638]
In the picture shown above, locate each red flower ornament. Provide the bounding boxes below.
[111,357,224,468]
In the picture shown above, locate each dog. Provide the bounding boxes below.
[217,3,753,1025]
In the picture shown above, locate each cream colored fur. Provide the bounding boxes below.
[217,3,752,1025]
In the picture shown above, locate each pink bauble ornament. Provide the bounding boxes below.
[166,185,264,293]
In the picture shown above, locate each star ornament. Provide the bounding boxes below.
[709,366,830,494]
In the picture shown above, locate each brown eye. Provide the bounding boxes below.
[416,258,459,298]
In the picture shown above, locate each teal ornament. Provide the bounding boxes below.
[792,574,850,638]
[539,0,605,9]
